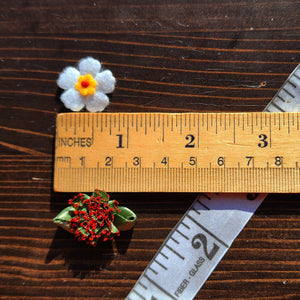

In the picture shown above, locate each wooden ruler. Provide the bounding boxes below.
[54,112,300,193]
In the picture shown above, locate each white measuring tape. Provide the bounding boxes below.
[126,64,300,300]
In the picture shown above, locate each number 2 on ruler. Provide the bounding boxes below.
[191,234,219,260]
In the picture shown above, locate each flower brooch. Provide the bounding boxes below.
[57,57,116,112]
[53,189,137,246]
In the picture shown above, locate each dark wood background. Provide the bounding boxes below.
[0,1,299,299]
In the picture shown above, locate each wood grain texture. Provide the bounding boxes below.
[0,0,299,299]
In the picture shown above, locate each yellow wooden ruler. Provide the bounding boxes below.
[54,112,300,193]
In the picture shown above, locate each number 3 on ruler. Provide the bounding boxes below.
[191,233,220,260]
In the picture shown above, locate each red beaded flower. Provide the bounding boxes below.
[68,190,120,246]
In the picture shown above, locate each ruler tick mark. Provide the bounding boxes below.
[191,207,201,215]
[271,102,285,112]
[233,115,236,144]
[187,214,229,248]
[144,114,147,135]
[113,114,116,128]
[277,95,285,102]
[196,199,210,210]
[165,244,184,260]
[170,237,180,244]
[206,114,209,131]
[293,74,300,84]
[287,79,297,88]
[143,274,177,300]
[138,282,147,290]
[132,289,146,300]
[162,115,165,142]
[154,259,168,270]
[160,252,169,259]
[175,229,189,240]
[283,87,295,98]
[181,222,190,230]
[198,193,211,200]
[149,267,158,275]
[197,115,200,148]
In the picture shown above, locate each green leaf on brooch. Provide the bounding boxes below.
[53,206,75,232]
[114,206,137,231]
[107,223,119,239]
[92,189,109,200]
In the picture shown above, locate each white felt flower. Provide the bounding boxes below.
[57,57,116,112]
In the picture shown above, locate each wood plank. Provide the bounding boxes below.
[0,0,299,299]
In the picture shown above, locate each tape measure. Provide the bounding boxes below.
[125,193,267,300]
[54,111,300,193]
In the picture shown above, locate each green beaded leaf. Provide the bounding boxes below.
[53,206,75,231]
[72,193,90,204]
[92,189,109,200]
[108,200,119,212]
[107,223,119,239]
[114,206,137,231]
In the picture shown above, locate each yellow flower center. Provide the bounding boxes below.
[75,74,97,96]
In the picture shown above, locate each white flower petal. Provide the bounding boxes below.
[78,57,101,77]
[95,70,116,94]
[57,67,80,90]
[60,89,85,111]
[85,92,109,112]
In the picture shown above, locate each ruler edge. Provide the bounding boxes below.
[55,111,298,117]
